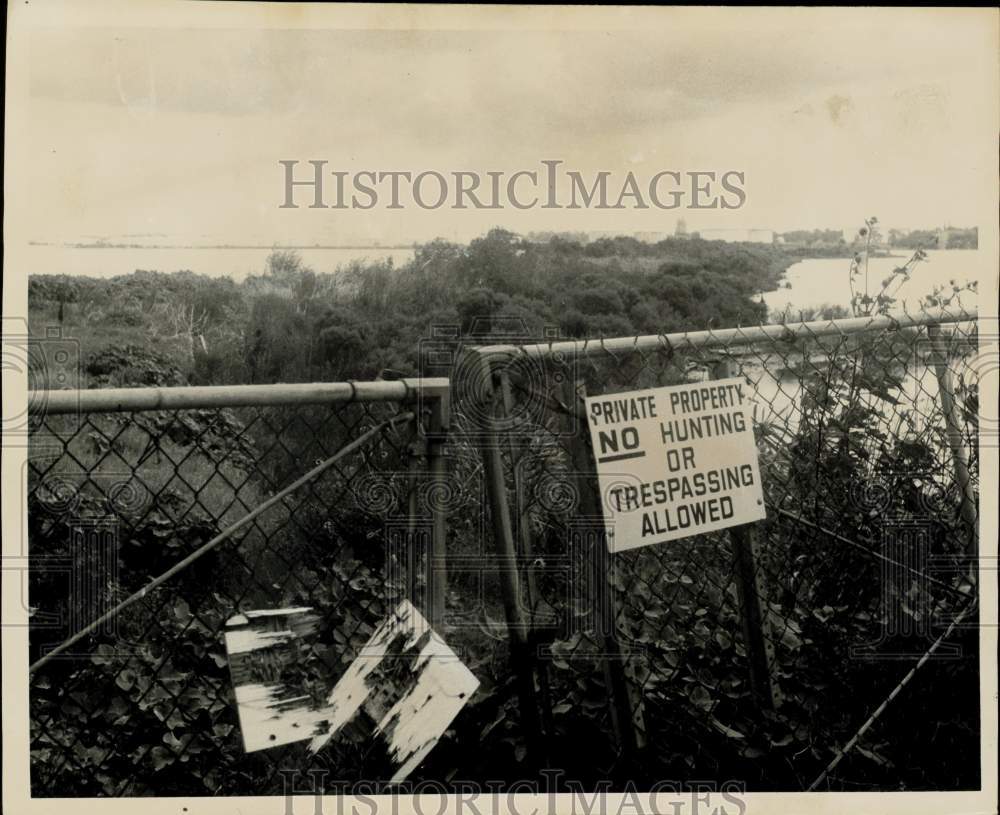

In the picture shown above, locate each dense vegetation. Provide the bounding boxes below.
[28,230,791,388]
[26,229,979,794]
[889,226,978,250]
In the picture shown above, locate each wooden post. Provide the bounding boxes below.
[472,351,547,766]
[927,324,978,561]
[561,376,642,757]
[713,358,781,711]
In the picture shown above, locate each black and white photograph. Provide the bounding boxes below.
[2,4,998,814]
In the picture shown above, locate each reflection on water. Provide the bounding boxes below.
[762,249,982,317]
[744,353,976,477]
[749,248,981,457]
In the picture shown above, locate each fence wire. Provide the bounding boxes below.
[461,304,982,790]
[24,304,985,795]
[27,390,448,795]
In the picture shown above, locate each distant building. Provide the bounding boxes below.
[696,228,774,244]
[635,231,675,243]
[675,218,689,238]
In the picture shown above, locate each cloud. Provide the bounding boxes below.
[21,12,998,242]
[30,24,963,123]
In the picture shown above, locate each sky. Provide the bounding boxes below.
[11,5,999,246]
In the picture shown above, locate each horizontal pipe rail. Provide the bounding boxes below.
[31,378,450,415]
[475,307,979,361]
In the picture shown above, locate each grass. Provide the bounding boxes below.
[29,302,194,390]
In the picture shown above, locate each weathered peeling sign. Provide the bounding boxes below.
[585,378,766,552]
[224,600,478,782]
[308,599,479,781]
[224,607,328,751]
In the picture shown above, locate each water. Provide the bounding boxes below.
[743,249,983,445]
[748,249,981,449]
[748,359,953,438]
[761,249,984,318]
[24,244,416,281]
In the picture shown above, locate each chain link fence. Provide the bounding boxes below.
[460,304,982,791]
[24,303,985,795]
[26,379,454,795]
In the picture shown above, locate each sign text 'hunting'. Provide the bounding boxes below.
[586,379,766,552]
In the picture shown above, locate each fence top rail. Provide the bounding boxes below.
[31,378,450,416]
[474,306,978,362]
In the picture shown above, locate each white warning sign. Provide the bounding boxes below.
[585,378,765,552]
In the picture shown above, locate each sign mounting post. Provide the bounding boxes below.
[585,369,780,711]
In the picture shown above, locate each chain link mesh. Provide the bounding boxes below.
[25,303,984,795]
[27,397,438,795]
[462,304,981,790]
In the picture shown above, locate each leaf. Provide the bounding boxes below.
[688,685,714,713]
[163,731,184,750]
[107,696,131,724]
[812,605,835,623]
[149,746,175,771]
[856,745,890,767]
[709,716,745,741]
[479,709,507,741]
[115,670,136,691]
[780,626,803,652]
[514,745,527,763]
[92,644,116,666]
[552,703,572,715]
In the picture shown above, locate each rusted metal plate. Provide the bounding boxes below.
[224,600,478,781]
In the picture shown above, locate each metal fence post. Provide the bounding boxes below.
[425,385,451,629]
[926,323,978,560]
[498,369,557,739]
[713,358,781,712]
[498,370,541,614]
[471,351,547,766]
[405,440,424,611]
[562,376,642,759]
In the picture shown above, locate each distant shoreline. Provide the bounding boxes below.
[28,242,417,250]
[28,241,975,254]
